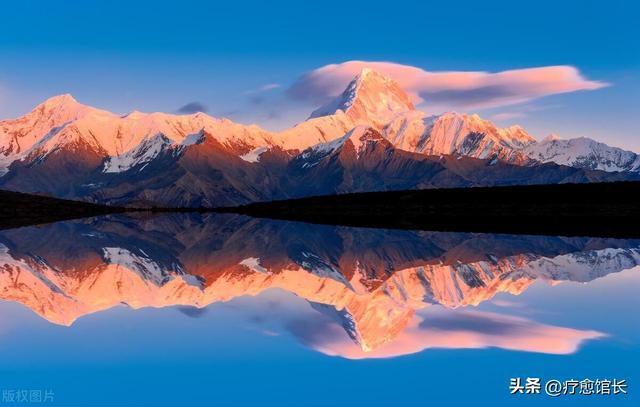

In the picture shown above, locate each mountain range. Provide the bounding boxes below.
[1,68,638,207]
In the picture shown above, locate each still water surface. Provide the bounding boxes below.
[0,213,638,406]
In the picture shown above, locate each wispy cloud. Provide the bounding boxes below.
[176,101,208,114]
[491,299,525,308]
[287,61,608,111]
[491,112,528,121]
[240,83,283,110]
[243,83,281,95]
[490,103,564,122]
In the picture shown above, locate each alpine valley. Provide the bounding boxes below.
[1,69,638,207]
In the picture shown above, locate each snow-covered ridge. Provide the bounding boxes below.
[103,131,208,173]
[523,135,640,172]
[1,95,278,174]
[297,126,382,167]
[383,110,536,162]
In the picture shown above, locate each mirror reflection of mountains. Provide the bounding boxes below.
[1,214,638,356]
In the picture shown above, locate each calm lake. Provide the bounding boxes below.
[0,213,638,406]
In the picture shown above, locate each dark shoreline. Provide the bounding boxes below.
[0,189,129,230]
[220,181,640,238]
[2,181,640,237]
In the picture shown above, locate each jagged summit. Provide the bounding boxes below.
[309,68,415,127]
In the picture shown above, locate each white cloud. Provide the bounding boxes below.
[287,60,607,111]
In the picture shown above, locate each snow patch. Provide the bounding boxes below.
[239,257,268,273]
[301,125,376,161]
[181,131,205,146]
[240,146,268,163]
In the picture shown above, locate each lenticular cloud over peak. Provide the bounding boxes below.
[287,60,608,110]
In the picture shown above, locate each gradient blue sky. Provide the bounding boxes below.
[0,0,638,150]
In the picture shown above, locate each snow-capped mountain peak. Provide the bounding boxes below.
[0,94,113,167]
[32,94,114,124]
[309,68,415,128]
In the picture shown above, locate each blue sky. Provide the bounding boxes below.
[0,0,638,150]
